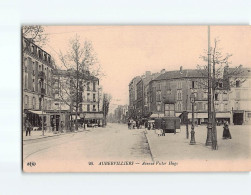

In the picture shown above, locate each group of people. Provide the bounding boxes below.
[24,118,65,136]
[128,120,155,130]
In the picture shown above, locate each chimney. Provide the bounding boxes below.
[161,69,166,74]
[180,66,183,74]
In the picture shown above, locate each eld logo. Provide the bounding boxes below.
[27,162,36,167]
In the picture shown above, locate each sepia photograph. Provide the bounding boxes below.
[22,25,251,172]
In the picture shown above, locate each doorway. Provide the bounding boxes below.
[233,113,243,125]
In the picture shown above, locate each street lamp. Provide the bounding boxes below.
[190,93,196,145]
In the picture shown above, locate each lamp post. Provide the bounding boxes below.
[190,93,196,145]
[206,25,213,146]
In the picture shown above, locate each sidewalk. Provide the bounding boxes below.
[145,125,251,162]
[22,127,86,141]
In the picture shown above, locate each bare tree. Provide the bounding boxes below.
[56,35,102,131]
[22,25,47,47]
[197,38,246,150]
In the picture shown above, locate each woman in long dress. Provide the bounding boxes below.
[223,121,232,139]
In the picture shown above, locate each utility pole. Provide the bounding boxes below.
[206,25,213,146]
[186,94,189,139]
[75,61,79,131]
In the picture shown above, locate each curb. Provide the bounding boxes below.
[143,130,156,163]
[23,130,85,141]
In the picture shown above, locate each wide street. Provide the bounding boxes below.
[23,123,153,172]
[23,123,251,172]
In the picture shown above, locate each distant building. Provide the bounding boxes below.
[113,105,128,123]
[129,76,141,119]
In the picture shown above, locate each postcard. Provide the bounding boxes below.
[22,25,251,172]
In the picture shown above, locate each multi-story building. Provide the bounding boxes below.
[135,71,162,119]
[113,105,128,123]
[129,76,141,119]
[149,67,230,124]
[52,69,104,127]
[227,67,251,125]
[22,37,55,128]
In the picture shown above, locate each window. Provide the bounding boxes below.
[197,102,203,111]
[204,103,208,111]
[93,94,96,102]
[93,82,96,91]
[87,93,90,101]
[192,81,195,89]
[224,103,228,111]
[223,93,228,101]
[164,104,175,117]
[215,93,219,101]
[93,105,96,111]
[177,90,182,100]
[157,83,161,91]
[177,102,182,111]
[87,82,90,91]
[32,97,36,109]
[218,82,223,88]
[44,99,47,110]
[25,95,29,108]
[156,91,161,102]
[248,113,251,118]
[177,82,182,89]
[236,80,240,88]
[203,92,207,99]
[87,105,90,112]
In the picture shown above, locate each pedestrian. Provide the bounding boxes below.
[223,121,232,139]
[60,121,64,132]
[145,121,148,129]
[128,121,131,129]
[25,120,31,136]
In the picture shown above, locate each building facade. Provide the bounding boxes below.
[52,69,104,127]
[149,67,230,124]
[22,37,55,128]
[227,68,251,125]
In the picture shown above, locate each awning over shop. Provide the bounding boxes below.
[150,113,164,118]
[188,113,208,119]
[188,112,231,119]
[84,113,104,119]
[28,110,44,115]
[216,112,231,118]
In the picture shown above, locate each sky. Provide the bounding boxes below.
[42,26,251,112]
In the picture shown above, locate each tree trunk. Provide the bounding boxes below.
[212,57,218,150]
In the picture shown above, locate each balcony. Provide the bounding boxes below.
[38,71,46,80]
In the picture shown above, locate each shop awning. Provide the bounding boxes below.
[216,112,231,118]
[188,112,231,119]
[28,110,44,115]
[150,113,164,118]
[84,113,104,119]
[188,113,208,119]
